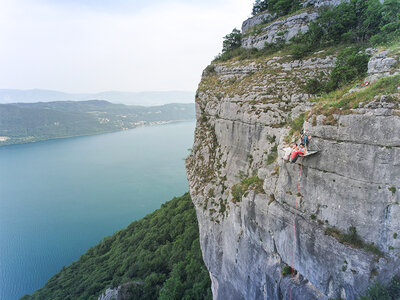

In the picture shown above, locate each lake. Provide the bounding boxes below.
[0,121,195,300]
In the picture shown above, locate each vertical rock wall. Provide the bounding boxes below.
[186,45,400,299]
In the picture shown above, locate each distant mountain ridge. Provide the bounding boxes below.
[0,89,195,106]
[0,100,195,146]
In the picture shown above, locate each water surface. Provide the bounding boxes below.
[0,121,195,300]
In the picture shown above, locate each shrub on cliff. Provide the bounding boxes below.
[305,47,370,94]
[370,0,400,45]
[252,0,269,15]
[222,28,242,53]
[266,145,278,165]
[324,226,382,256]
[281,264,291,276]
[231,176,264,202]
[359,276,400,300]
[252,0,301,17]
[224,0,399,63]
[328,48,370,89]
[292,0,400,59]
[215,42,284,62]
[305,77,325,95]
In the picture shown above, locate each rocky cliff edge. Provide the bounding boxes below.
[186,3,400,298]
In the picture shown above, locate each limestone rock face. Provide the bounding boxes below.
[242,11,275,33]
[241,0,350,36]
[187,40,400,299]
[367,50,400,82]
[304,0,349,7]
[242,12,318,49]
[241,0,351,49]
[242,0,356,49]
[98,288,120,300]
[97,282,141,300]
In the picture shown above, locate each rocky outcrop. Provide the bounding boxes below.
[187,32,400,299]
[98,287,120,300]
[242,11,318,49]
[97,282,142,300]
[303,0,349,7]
[241,0,350,49]
[241,0,349,35]
[242,11,275,33]
[367,50,400,82]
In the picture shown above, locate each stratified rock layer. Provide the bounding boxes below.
[187,42,400,299]
[242,11,318,49]
[241,0,350,49]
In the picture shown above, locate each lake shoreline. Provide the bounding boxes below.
[0,118,195,148]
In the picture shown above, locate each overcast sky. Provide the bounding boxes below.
[0,0,253,93]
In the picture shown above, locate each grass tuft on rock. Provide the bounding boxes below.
[231,176,264,203]
[325,226,383,257]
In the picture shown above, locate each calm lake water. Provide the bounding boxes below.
[0,121,195,300]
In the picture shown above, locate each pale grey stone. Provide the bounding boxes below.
[242,11,275,33]
[303,0,349,7]
[97,282,142,300]
[241,0,350,49]
[366,51,399,82]
[242,12,319,49]
[186,43,400,300]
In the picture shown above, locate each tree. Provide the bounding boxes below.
[252,0,301,16]
[273,0,300,17]
[222,28,242,53]
[327,47,370,91]
[252,0,268,15]
[380,0,400,37]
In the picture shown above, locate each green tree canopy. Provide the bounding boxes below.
[222,28,242,53]
[252,0,269,15]
[252,0,300,16]
[22,193,212,300]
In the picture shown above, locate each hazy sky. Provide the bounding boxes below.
[0,0,253,93]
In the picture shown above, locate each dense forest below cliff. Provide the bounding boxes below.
[22,193,211,300]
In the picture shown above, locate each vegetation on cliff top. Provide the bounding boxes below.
[222,28,242,53]
[290,0,400,58]
[305,47,371,94]
[216,0,400,62]
[310,74,400,117]
[22,193,212,300]
[252,0,301,17]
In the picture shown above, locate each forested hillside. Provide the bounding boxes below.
[0,100,195,146]
[22,193,212,300]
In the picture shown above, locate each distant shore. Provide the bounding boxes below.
[0,118,195,147]
[0,100,195,147]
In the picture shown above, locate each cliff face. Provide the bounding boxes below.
[241,0,349,48]
[186,4,400,299]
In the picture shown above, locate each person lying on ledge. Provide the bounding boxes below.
[290,143,306,163]
[283,142,295,162]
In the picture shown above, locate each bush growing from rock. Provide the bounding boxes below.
[222,28,242,53]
